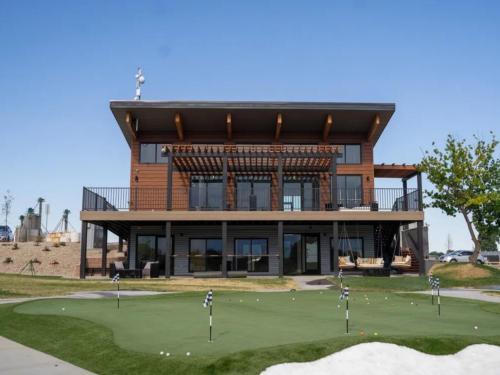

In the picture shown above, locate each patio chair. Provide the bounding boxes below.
[142,261,160,278]
[391,255,412,269]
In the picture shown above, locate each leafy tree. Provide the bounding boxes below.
[1,191,14,229]
[420,133,499,262]
[478,233,498,251]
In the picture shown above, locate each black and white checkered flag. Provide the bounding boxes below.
[112,274,120,283]
[429,276,440,290]
[339,287,349,301]
[338,269,343,279]
[203,290,213,308]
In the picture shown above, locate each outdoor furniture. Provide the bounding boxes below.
[356,257,384,269]
[193,271,223,278]
[142,261,160,278]
[110,261,142,278]
[338,256,356,270]
[391,255,412,269]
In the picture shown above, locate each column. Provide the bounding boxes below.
[417,220,425,275]
[101,224,108,277]
[417,172,423,211]
[278,155,283,210]
[167,151,173,210]
[80,221,88,279]
[222,221,228,277]
[332,221,339,273]
[402,178,409,211]
[222,156,228,210]
[165,221,172,277]
[278,221,284,276]
[330,154,338,210]
[118,237,123,253]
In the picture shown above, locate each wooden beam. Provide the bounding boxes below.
[125,111,137,140]
[367,114,381,143]
[322,114,333,142]
[174,113,184,141]
[274,113,283,142]
[226,113,232,141]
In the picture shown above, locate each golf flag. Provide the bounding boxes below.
[428,275,435,305]
[203,290,214,342]
[338,269,343,289]
[340,287,350,334]
[339,286,349,302]
[112,274,120,309]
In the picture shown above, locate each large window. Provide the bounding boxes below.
[189,239,222,272]
[190,175,223,210]
[234,239,269,272]
[283,176,319,211]
[335,144,361,164]
[336,175,362,208]
[139,144,169,164]
[136,235,173,274]
[330,237,364,270]
[236,175,271,210]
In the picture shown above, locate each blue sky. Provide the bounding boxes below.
[0,1,498,250]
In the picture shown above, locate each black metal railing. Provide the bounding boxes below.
[82,187,421,212]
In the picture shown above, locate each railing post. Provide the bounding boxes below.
[417,172,423,211]
[278,221,283,276]
[167,151,173,210]
[222,155,228,210]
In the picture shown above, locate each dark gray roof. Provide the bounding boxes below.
[110,100,396,147]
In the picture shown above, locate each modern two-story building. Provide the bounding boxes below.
[79,101,427,278]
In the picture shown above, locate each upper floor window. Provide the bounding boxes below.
[139,144,168,164]
[335,144,361,164]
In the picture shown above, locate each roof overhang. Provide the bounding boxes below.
[110,101,395,147]
[374,164,418,179]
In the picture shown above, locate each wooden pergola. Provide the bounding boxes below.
[162,144,341,211]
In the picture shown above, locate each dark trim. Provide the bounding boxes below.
[188,237,223,273]
[80,221,88,279]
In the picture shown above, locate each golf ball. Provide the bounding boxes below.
[186,352,191,356]
[160,351,164,355]
[239,299,243,303]
[374,332,379,336]
[256,298,260,302]
[385,297,388,300]
[411,302,414,305]
[166,353,170,357]
[337,305,341,309]
[474,326,478,330]
[62,307,65,311]
[292,297,295,301]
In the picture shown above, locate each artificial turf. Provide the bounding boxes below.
[12,290,500,357]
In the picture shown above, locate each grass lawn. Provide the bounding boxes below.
[1,289,500,374]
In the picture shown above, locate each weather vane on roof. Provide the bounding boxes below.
[134,67,145,100]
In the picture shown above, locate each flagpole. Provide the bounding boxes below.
[437,281,441,317]
[117,282,120,310]
[209,301,213,342]
[345,288,349,334]
[431,288,434,305]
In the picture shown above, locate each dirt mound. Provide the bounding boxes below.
[430,263,492,280]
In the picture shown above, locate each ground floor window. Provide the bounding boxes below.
[330,237,364,270]
[189,238,222,272]
[233,239,269,272]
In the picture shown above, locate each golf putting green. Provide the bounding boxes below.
[14,291,500,356]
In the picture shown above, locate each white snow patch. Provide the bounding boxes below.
[261,342,500,375]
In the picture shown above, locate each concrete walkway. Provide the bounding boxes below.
[292,276,336,290]
[0,290,169,305]
[0,336,95,374]
[416,288,500,303]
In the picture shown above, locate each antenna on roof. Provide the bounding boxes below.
[134,67,145,100]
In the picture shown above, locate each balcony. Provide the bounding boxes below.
[82,186,420,212]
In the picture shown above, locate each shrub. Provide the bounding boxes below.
[32,258,41,264]
[49,260,59,265]
[53,242,60,248]
[3,257,13,264]
[12,243,19,250]
[60,242,66,246]
[42,246,51,252]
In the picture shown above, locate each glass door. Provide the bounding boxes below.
[283,234,320,274]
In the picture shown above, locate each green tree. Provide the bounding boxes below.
[420,133,499,262]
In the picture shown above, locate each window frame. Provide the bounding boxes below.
[234,238,269,272]
[334,144,362,165]
[139,143,168,164]
[188,238,223,273]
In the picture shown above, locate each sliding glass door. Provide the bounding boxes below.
[190,176,223,210]
[283,234,320,274]
[283,176,319,211]
[336,175,362,208]
[235,176,271,210]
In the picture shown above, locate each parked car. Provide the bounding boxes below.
[0,226,13,242]
[440,250,486,264]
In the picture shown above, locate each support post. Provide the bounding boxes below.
[165,221,172,277]
[417,172,423,211]
[101,225,108,277]
[118,237,123,253]
[222,156,228,210]
[278,221,284,276]
[417,220,425,275]
[167,151,173,210]
[80,221,88,279]
[222,221,228,277]
[278,155,283,211]
[332,221,339,273]
[330,154,338,210]
[402,178,409,211]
